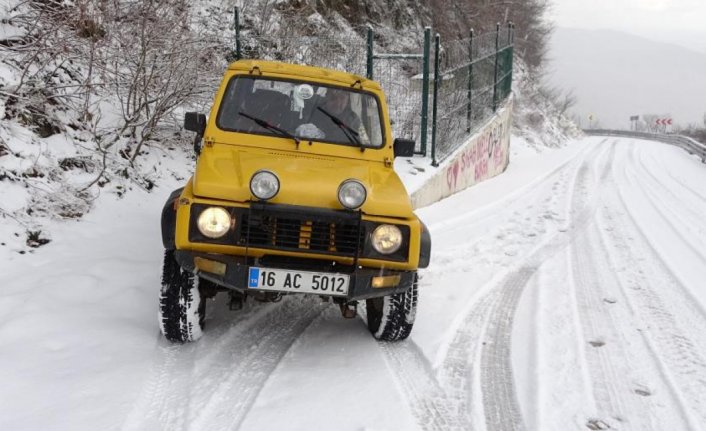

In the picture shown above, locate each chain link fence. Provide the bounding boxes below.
[372,53,429,151]
[369,29,431,155]
[431,24,514,164]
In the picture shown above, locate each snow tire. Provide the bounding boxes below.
[158,250,205,343]
[366,273,418,341]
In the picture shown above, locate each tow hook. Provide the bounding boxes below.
[339,301,358,319]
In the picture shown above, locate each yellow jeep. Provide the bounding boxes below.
[159,60,431,342]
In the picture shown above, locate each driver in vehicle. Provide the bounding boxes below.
[309,89,362,145]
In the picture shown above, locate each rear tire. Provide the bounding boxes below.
[158,250,205,343]
[366,274,418,341]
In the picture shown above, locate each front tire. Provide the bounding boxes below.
[158,250,205,343]
[366,274,418,341]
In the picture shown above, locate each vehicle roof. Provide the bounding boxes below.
[228,60,382,91]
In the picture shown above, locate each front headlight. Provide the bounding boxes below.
[371,224,403,254]
[197,207,232,238]
[250,170,280,200]
[338,179,367,209]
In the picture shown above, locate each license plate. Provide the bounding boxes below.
[247,267,349,296]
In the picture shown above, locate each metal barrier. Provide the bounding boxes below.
[367,27,432,155]
[430,23,514,166]
[584,129,706,163]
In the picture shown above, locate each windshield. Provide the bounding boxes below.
[216,76,385,149]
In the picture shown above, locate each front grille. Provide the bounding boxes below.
[239,207,363,257]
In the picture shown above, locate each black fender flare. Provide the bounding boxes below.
[418,219,432,269]
[161,187,184,250]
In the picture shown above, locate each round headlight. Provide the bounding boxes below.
[337,179,367,210]
[197,207,232,239]
[250,170,280,200]
[371,224,403,254]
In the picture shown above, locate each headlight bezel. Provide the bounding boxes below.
[370,224,404,255]
[196,206,233,239]
[250,170,280,201]
[337,179,367,210]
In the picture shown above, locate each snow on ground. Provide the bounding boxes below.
[2,136,706,431]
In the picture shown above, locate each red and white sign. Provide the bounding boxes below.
[655,118,673,126]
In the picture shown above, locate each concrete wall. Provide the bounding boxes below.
[411,98,513,209]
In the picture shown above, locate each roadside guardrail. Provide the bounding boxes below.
[583,129,706,163]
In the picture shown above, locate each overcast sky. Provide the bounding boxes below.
[549,0,706,53]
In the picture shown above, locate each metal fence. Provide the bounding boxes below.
[583,129,706,163]
[430,23,514,165]
[367,27,431,155]
[232,8,514,165]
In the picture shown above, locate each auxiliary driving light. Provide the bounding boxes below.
[250,170,280,200]
[337,179,367,209]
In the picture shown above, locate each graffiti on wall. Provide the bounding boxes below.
[445,115,510,192]
[410,99,513,210]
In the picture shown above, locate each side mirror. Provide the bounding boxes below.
[184,112,207,136]
[393,138,415,158]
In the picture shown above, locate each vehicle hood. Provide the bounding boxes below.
[192,146,414,218]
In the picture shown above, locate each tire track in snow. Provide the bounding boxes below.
[627,148,706,264]
[122,296,327,431]
[472,142,610,430]
[478,266,536,431]
[640,145,706,204]
[596,212,704,430]
[437,286,498,431]
[619,146,706,322]
[599,146,706,427]
[569,224,670,430]
[563,140,688,429]
[563,141,652,429]
[381,338,474,431]
[384,141,611,431]
[121,300,274,431]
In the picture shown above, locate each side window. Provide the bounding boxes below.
[362,96,383,148]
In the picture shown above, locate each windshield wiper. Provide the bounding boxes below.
[238,112,300,147]
[316,107,364,151]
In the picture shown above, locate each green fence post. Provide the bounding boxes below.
[366,25,374,80]
[431,34,440,167]
[492,23,500,112]
[466,28,474,133]
[234,7,241,60]
[509,23,515,97]
[420,27,431,156]
[503,22,512,99]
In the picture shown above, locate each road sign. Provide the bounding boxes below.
[655,118,673,126]
[630,115,639,121]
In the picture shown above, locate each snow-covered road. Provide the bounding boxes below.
[2,136,706,431]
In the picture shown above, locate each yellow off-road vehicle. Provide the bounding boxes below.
[159,60,431,343]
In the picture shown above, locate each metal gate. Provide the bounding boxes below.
[366,27,432,156]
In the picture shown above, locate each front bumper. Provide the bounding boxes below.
[174,250,415,301]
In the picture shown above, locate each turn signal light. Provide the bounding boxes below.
[194,257,226,276]
[371,275,401,288]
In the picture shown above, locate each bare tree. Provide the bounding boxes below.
[539,85,576,116]
[429,0,552,72]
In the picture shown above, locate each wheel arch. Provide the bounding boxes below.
[418,219,432,268]
[161,187,184,250]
